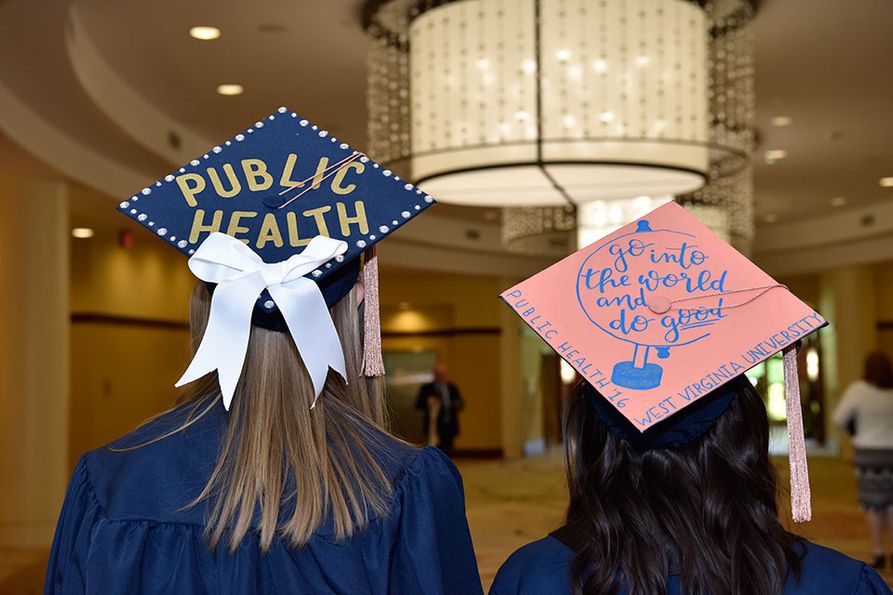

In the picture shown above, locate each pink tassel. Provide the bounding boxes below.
[783,345,812,522]
[362,255,386,377]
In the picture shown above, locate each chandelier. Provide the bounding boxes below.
[502,163,754,257]
[501,205,577,255]
[367,0,753,211]
[494,0,755,255]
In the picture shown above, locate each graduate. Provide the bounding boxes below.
[492,203,891,595]
[45,108,483,595]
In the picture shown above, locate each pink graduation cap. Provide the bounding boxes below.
[500,201,826,522]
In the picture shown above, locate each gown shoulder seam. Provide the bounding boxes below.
[77,454,109,521]
[364,445,428,529]
[80,453,207,528]
[391,445,427,485]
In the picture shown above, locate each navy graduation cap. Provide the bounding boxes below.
[116,107,435,409]
[118,106,433,308]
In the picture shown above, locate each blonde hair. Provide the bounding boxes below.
[124,281,400,553]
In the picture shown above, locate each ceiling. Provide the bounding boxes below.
[750,0,893,222]
[70,0,372,149]
[0,0,890,235]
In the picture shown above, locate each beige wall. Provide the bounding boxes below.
[69,323,190,466]
[823,267,878,394]
[780,262,891,384]
[0,137,76,547]
[778,273,821,309]
[875,261,893,321]
[517,326,553,454]
[877,261,893,359]
[0,179,69,547]
[68,246,529,458]
[379,266,519,454]
[71,228,194,320]
[781,261,893,456]
[69,229,194,465]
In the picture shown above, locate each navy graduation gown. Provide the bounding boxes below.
[45,404,483,594]
[490,534,891,595]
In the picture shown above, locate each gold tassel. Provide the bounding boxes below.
[783,344,812,522]
[362,253,385,376]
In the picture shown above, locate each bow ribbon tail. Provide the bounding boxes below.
[270,279,347,408]
[175,275,265,410]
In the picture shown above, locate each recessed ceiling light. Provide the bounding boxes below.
[764,149,787,161]
[771,116,792,127]
[830,196,847,207]
[880,177,893,187]
[72,227,94,239]
[763,213,778,224]
[216,84,243,96]
[189,26,221,40]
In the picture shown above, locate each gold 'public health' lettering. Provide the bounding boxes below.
[188,201,369,249]
[174,156,365,207]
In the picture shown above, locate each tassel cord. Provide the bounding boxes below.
[783,345,812,523]
[362,255,386,377]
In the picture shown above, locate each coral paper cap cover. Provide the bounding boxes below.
[500,202,826,433]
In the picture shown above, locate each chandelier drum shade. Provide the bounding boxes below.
[489,0,755,256]
[575,195,674,247]
[677,163,754,250]
[366,0,758,207]
[502,205,577,255]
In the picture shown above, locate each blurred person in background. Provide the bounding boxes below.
[835,351,893,570]
[416,364,465,455]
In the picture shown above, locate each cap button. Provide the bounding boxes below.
[263,193,286,209]
[648,295,672,315]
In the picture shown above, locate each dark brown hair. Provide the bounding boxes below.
[563,380,803,595]
[865,351,893,389]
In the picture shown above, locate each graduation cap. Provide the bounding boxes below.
[116,107,435,409]
[500,201,825,522]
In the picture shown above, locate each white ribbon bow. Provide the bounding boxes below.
[176,232,348,410]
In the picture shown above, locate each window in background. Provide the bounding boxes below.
[745,334,826,453]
